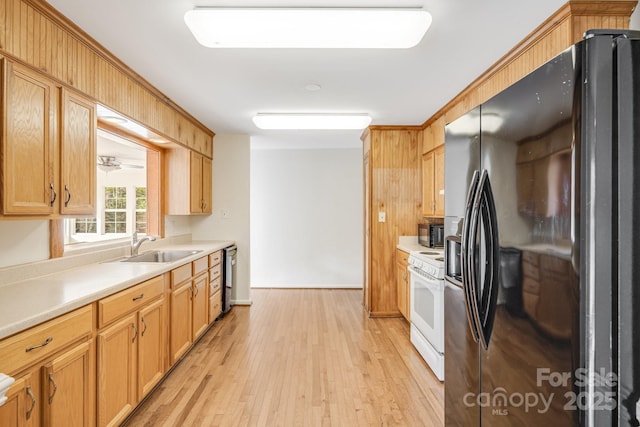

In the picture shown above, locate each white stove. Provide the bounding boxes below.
[407,249,445,279]
[407,248,445,381]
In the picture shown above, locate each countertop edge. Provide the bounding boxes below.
[0,240,235,340]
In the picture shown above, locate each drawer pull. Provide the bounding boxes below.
[141,316,147,337]
[132,293,145,302]
[48,373,57,404]
[25,336,53,352]
[26,386,36,420]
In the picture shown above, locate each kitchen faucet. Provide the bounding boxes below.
[131,231,156,256]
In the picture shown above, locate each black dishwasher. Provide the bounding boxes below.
[222,245,237,314]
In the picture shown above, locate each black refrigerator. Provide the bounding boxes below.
[443,30,639,426]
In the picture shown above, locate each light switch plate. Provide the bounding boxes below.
[378,212,386,222]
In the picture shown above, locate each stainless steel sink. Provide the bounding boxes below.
[120,249,203,263]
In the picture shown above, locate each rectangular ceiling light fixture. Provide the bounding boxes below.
[184,7,432,48]
[252,113,372,130]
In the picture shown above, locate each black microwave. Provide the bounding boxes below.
[419,223,445,248]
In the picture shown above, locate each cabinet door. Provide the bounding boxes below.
[42,341,92,427]
[189,151,203,213]
[170,282,193,364]
[97,315,137,427]
[396,261,408,320]
[60,89,96,215]
[201,156,212,214]
[192,273,209,339]
[2,60,56,215]
[434,146,445,216]
[422,151,435,216]
[138,298,165,398]
[0,373,36,427]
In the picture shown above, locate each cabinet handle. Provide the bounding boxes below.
[26,386,36,420]
[49,183,57,207]
[25,336,53,352]
[132,293,145,302]
[141,316,147,337]
[64,185,71,207]
[131,322,138,343]
[193,284,199,297]
[189,286,193,300]
[48,373,57,404]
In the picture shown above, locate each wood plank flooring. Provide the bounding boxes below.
[124,289,444,426]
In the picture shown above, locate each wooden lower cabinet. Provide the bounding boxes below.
[138,299,165,398]
[170,270,209,365]
[396,249,410,321]
[0,341,93,427]
[170,281,193,364]
[43,341,93,427]
[96,276,167,427]
[192,273,208,339]
[97,314,137,427]
[0,373,34,427]
[0,305,94,427]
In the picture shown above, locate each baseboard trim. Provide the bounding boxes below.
[230,299,252,306]
[250,284,363,289]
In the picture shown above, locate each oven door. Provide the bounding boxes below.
[409,266,445,353]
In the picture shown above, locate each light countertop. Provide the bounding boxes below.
[0,240,233,340]
[397,236,432,254]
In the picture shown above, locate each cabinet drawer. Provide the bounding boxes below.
[193,256,208,276]
[396,249,409,265]
[209,250,222,267]
[209,263,222,282]
[98,275,164,328]
[0,305,92,374]
[209,276,222,296]
[522,251,539,266]
[209,290,222,323]
[171,263,192,287]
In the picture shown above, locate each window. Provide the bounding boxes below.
[75,218,97,233]
[64,130,151,245]
[135,187,147,233]
[104,187,127,234]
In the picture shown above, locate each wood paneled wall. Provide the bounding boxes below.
[363,126,422,317]
[0,0,213,157]
[422,0,636,148]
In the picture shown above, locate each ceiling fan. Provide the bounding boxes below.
[97,155,144,173]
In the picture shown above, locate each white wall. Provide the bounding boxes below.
[190,134,251,304]
[250,147,363,288]
[0,221,49,268]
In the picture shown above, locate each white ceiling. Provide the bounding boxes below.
[46,0,574,148]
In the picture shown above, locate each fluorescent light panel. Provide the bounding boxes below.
[253,113,372,130]
[184,8,431,48]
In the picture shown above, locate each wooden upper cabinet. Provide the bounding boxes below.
[1,60,57,215]
[422,145,445,217]
[166,147,212,215]
[60,89,96,215]
[1,60,97,217]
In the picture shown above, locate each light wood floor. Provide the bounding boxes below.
[125,289,444,426]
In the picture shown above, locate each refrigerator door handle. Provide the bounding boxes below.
[467,171,486,348]
[461,170,481,343]
[474,170,500,349]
